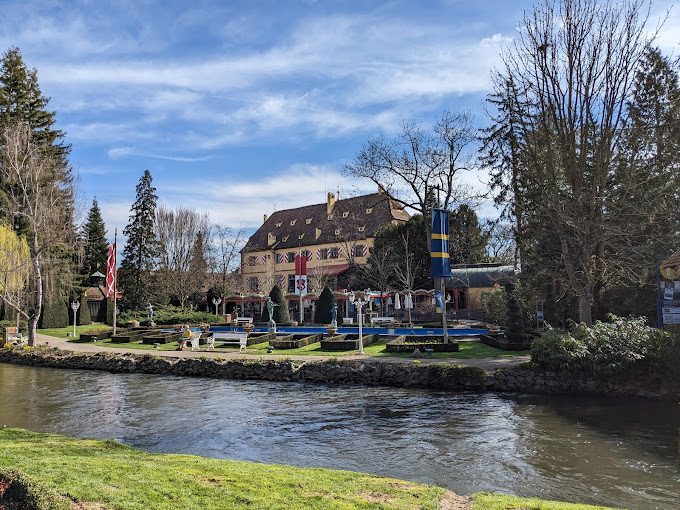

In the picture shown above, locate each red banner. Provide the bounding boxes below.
[295,253,307,276]
[106,243,116,297]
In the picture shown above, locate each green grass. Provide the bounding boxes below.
[38,323,112,340]
[472,493,618,509]
[78,336,528,360]
[0,428,444,510]
[0,429,618,510]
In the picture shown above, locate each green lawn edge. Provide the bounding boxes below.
[0,429,618,510]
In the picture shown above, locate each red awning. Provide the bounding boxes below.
[317,263,350,276]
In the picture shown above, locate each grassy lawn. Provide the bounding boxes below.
[472,493,617,510]
[71,336,528,360]
[0,429,616,510]
[38,323,112,340]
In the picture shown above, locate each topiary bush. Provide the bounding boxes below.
[314,286,335,325]
[39,301,69,328]
[118,305,223,325]
[78,291,92,325]
[260,285,290,324]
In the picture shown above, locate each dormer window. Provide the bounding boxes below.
[365,208,373,214]
[305,218,313,224]
[342,211,349,218]
[298,233,305,239]
[327,214,333,220]
[276,222,282,227]
[358,225,365,232]
[290,219,297,226]
[335,229,340,235]
[282,236,288,242]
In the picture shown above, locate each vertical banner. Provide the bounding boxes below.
[430,208,452,279]
[294,253,308,296]
[105,243,117,297]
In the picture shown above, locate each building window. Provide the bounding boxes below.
[329,247,339,259]
[304,250,312,261]
[305,218,313,224]
[342,211,349,218]
[248,277,259,292]
[282,236,288,242]
[247,255,258,266]
[353,245,366,258]
[298,233,305,239]
[365,207,373,214]
[334,229,340,236]
[288,274,296,294]
[319,248,328,260]
[290,219,297,226]
[327,214,333,220]
[286,252,295,263]
[276,222,282,227]
[358,225,365,232]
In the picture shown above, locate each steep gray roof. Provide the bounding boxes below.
[445,264,515,289]
[243,193,409,252]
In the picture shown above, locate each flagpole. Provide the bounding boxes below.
[298,245,303,325]
[113,228,117,336]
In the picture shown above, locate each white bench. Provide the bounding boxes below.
[218,336,247,352]
[234,317,253,326]
[370,317,396,325]
[4,327,25,344]
[342,318,354,325]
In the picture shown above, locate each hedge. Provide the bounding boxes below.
[39,301,69,328]
[78,291,91,326]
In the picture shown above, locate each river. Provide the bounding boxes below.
[0,364,678,509]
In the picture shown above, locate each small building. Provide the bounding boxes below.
[444,263,515,318]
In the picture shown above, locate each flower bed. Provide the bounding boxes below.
[320,334,379,351]
[385,335,459,353]
[269,333,322,349]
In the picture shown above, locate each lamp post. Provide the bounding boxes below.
[212,297,222,316]
[348,288,370,355]
[239,292,244,317]
[70,301,80,338]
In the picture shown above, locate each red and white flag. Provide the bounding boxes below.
[106,243,117,297]
[294,253,307,296]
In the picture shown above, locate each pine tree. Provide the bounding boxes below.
[261,284,289,324]
[448,205,490,265]
[0,47,69,161]
[119,170,159,311]
[82,198,108,277]
[187,230,208,308]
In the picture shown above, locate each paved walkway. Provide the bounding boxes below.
[35,334,529,372]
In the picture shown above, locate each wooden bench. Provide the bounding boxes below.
[4,326,25,344]
[370,317,396,325]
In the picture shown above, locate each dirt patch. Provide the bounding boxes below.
[439,490,472,510]
[360,491,397,504]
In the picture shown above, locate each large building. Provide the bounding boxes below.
[238,189,409,316]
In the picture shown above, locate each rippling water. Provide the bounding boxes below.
[1,364,678,509]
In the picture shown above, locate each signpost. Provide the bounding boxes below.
[658,254,680,327]
[295,252,308,324]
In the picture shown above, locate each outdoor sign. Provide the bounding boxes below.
[430,208,453,279]
[294,253,307,296]
[657,253,680,327]
[536,300,545,328]
[434,290,444,312]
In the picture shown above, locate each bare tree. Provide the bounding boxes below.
[209,224,245,313]
[155,206,210,308]
[345,110,476,246]
[361,245,395,316]
[488,0,653,323]
[0,124,72,344]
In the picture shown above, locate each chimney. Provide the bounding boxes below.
[327,192,336,215]
[263,213,268,223]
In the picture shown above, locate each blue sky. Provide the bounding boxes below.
[1,0,677,241]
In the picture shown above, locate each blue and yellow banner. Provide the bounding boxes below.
[430,208,452,278]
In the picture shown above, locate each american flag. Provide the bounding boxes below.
[105,243,116,297]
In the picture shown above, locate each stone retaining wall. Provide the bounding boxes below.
[0,348,676,399]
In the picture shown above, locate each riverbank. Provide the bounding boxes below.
[0,429,615,509]
[1,345,677,399]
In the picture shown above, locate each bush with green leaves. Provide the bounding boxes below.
[481,288,508,327]
[314,286,335,325]
[78,291,92,325]
[260,285,290,324]
[118,305,223,325]
[39,301,69,328]
[531,315,671,376]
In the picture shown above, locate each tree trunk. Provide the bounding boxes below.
[28,232,43,347]
[578,294,593,325]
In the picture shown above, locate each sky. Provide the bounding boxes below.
[0,0,678,242]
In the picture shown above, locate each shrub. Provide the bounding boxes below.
[530,328,589,371]
[314,286,335,324]
[481,288,508,327]
[118,306,222,325]
[78,291,91,325]
[260,285,289,324]
[0,319,27,338]
[39,301,69,328]
[0,469,71,510]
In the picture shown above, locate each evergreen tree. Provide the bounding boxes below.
[0,47,70,161]
[188,230,208,306]
[448,205,490,265]
[314,286,335,324]
[78,290,91,325]
[261,284,289,324]
[119,170,159,311]
[82,198,108,277]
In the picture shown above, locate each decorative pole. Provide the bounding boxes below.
[70,300,80,338]
[113,228,118,336]
[212,297,221,316]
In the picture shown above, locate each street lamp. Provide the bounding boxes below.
[348,288,370,355]
[212,297,222,316]
[238,292,245,317]
[70,301,80,338]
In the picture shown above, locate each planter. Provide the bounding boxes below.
[385,335,459,353]
[480,334,531,351]
[320,334,379,351]
[269,333,322,349]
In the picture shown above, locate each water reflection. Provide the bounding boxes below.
[0,364,678,509]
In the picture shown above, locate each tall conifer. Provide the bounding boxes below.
[82,199,108,276]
